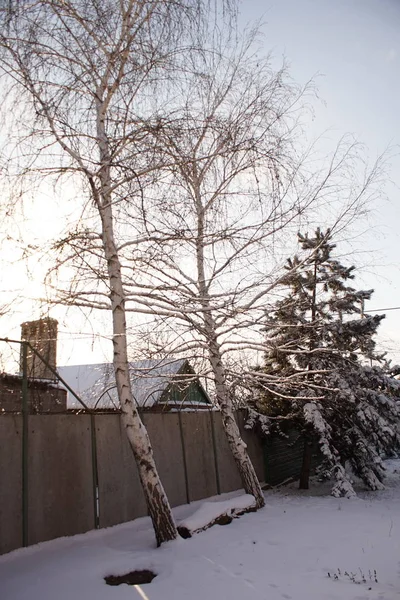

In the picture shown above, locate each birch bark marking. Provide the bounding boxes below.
[96,93,177,545]
[193,178,265,508]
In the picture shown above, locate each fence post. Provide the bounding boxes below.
[178,410,190,504]
[209,410,221,495]
[90,414,100,529]
[21,342,29,547]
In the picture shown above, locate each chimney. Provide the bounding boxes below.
[20,318,58,380]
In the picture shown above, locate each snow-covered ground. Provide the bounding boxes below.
[1,461,400,600]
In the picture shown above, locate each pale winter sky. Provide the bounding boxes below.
[243,0,400,360]
[1,0,400,369]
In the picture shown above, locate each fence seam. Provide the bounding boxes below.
[209,409,221,495]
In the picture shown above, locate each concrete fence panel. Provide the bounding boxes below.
[142,412,187,508]
[0,416,22,555]
[2,409,312,556]
[211,412,243,493]
[95,414,147,528]
[237,411,265,483]
[27,415,94,545]
[180,412,218,502]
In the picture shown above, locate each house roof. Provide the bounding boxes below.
[57,358,209,409]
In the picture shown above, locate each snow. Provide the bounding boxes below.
[303,401,334,461]
[1,461,400,600]
[178,494,255,532]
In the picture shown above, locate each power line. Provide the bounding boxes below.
[365,306,400,313]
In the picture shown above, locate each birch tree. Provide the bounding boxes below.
[0,0,237,545]
[111,29,384,507]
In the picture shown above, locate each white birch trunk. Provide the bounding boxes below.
[96,97,178,546]
[206,326,265,508]
[193,184,265,509]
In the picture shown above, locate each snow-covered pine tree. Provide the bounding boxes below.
[253,228,400,497]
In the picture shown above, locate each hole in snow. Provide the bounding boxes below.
[104,569,157,586]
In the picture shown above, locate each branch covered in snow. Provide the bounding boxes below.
[177,495,257,538]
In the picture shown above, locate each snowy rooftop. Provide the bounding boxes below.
[57,358,199,409]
